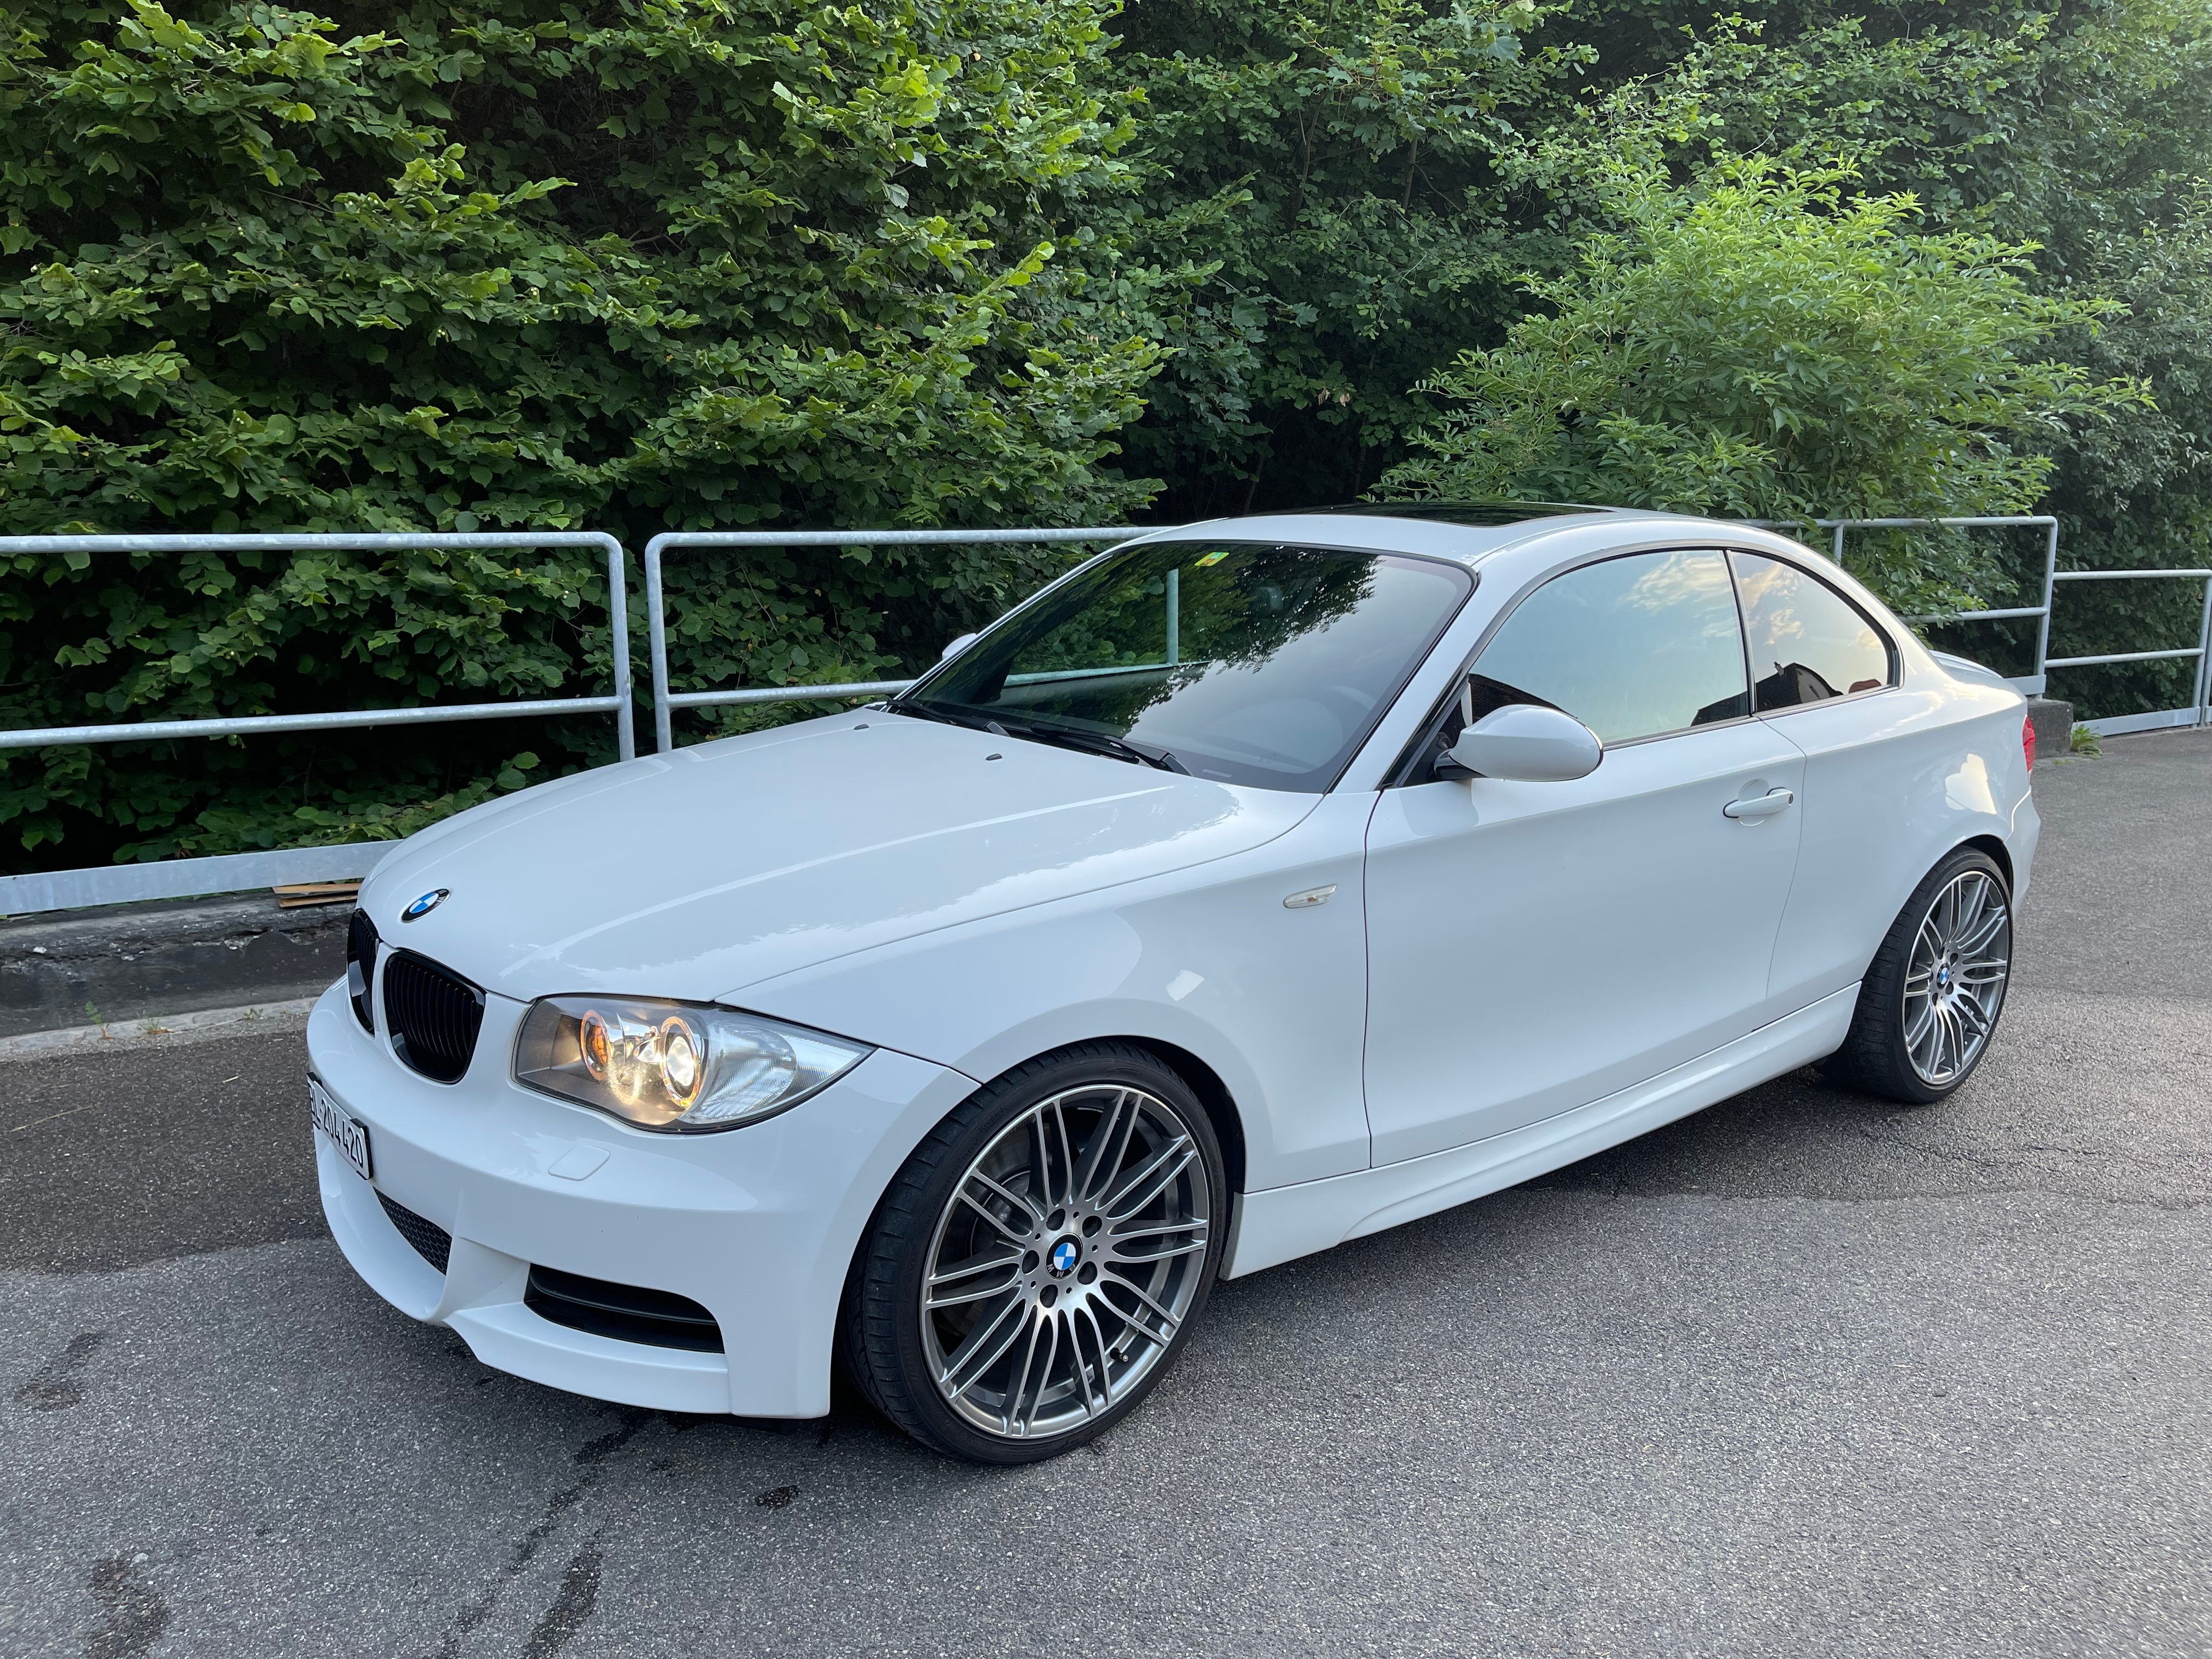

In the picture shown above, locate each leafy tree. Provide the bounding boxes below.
[0,0,1182,866]
[1110,0,1577,516]
[2035,194,2212,713]
[1507,4,2212,689]
[1382,157,2147,613]
[8,0,2212,879]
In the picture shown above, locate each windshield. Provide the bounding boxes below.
[893,541,1474,791]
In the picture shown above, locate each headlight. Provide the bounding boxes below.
[513,996,872,1132]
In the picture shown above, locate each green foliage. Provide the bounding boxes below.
[6,0,2212,875]
[2038,185,2212,716]
[0,0,1181,865]
[1490,3,2212,690]
[1383,157,2147,613]
[1112,0,1578,514]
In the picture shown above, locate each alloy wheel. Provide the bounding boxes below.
[1902,867,2012,1086]
[919,1084,1212,1441]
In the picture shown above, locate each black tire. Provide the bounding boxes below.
[840,1041,1228,1464]
[1821,845,2014,1105]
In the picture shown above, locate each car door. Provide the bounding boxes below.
[1726,549,1928,1011]
[1362,547,1809,1166]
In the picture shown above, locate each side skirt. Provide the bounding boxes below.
[1221,986,1857,1278]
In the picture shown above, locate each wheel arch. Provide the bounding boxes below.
[1118,1036,1249,1197]
[1960,831,2015,893]
[1854,833,2015,985]
[906,1032,1252,1200]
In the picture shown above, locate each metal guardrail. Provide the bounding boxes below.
[5,510,2208,914]
[0,532,634,914]
[2049,568,2212,738]
[640,517,2063,746]
[641,527,1154,753]
[1836,516,2212,731]
[1728,513,2208,729]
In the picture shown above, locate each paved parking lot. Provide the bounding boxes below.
[4,731,2209,1658]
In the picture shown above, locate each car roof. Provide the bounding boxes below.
[1124,502,1728,566]
[1259,500,1616,529]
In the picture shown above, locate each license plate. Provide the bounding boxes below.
[311,1077,373,1183]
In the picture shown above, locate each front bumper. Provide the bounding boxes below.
[306,981,977,1417]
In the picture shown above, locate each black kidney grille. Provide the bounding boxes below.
[346,910,379,1034]
[526,1266,725,1353]
[376,1191,453,1274]
[383,951,484,1083]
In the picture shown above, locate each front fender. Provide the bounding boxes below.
[729,794,1380,1193]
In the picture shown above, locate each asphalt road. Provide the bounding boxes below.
[4,732,2209,1658]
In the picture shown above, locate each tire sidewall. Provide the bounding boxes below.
[870,1045,1228,1464]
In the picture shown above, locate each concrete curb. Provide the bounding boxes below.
[0,995,318,1063]
[0,892,347,1040]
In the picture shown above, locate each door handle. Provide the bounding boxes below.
[1723,787,1796,821]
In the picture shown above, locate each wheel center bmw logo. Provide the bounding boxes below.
[1048,1238,1079,1277]
[1937,964,1952,989]
[401,888,449,923]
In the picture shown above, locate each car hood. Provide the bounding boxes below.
[358,712,1317,1007]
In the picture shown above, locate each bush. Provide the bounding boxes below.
[1110,0,1576,516]
[7,0,2212,873]
[0,0,1183,866]
[1380,157,2146,615]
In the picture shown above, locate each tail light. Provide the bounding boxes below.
[2023,713,2036,780]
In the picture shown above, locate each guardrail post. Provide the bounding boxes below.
[2195,574,2212,727]
[599,532,636,763]
[644,533,675,757]
[2033,520,2058,697]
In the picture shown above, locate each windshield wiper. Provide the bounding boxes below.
[891,699,1189,774]
[998,716,1189,775]
[886,699,996,735]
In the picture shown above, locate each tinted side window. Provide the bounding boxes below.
[1730,553,1895,712]
[1470,550,1750,745]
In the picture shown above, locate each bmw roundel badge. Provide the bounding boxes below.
[401,888,449,923]
[1049,1238,1079,1276]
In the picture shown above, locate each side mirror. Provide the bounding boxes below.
[939,631,979,662]
[1443,703,1602,782]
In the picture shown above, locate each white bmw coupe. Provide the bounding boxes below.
[310,505,2038,1462]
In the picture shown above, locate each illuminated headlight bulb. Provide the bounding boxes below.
[658,1015,703,1108]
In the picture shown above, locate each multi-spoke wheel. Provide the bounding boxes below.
[1822,846,2015,1104]
[843,1043,1227,1463]
[1900,866,2011,1086]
